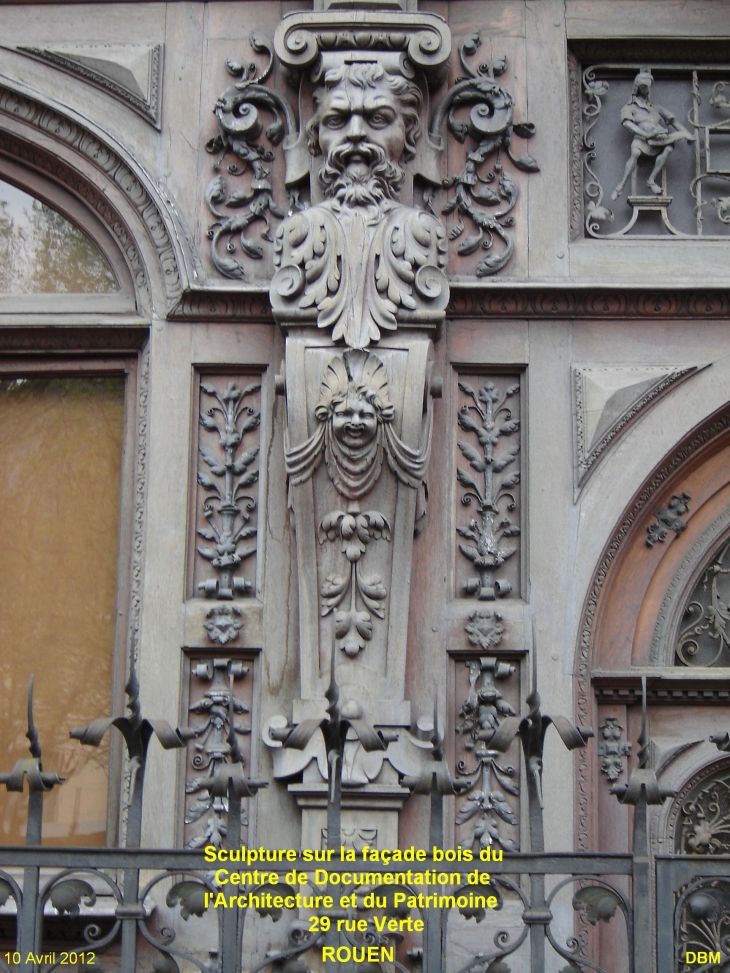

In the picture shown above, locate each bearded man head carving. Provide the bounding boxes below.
[306,62,422,207]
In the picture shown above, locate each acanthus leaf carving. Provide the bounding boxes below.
[205,34,295,279]
[319,503,391,657]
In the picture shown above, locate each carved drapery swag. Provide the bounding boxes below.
[285,350,432,500]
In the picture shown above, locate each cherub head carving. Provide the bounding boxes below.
[315,350,394,497]
[305,61,422,206]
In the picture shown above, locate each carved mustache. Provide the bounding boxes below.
[320,138,405,201]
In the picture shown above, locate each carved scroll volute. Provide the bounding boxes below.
[283,336,436,724]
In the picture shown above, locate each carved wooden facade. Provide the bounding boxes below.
[2,1,730,971]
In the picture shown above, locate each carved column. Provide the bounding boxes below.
[264,12,451,847]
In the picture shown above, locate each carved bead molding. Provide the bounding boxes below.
[184,658,253,849]
[456,374,521,600]
[12,44,163,128]
[193,375,261,601]
[165,285,730,322]
[576,406,730,850]
[0,81,184,312]
[454,653,519,853]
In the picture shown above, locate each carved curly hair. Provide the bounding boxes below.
[306,62,423,163]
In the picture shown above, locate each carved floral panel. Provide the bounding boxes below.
[190,373,262,601]
[183,656,255,849]
[452,645,521,853]
[455,372,522,600]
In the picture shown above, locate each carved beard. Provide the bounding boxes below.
[319,139,405,207]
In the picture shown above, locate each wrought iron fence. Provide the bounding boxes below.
[0,673,727,973]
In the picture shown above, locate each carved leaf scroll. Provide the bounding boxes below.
[194,375,261,600]
[456,375,521,600]
[205,34,295,279]
[431,33,538,276]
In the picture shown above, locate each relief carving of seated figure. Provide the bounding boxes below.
[272,59,448,349]
[612,67,695,200]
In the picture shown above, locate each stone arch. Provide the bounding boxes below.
[0,75,195,316]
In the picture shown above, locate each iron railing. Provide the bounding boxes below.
[0,673,726,973]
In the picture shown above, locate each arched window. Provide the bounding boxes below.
[0,166,146,846]
[0,178,118,294]
[676,540,730,668]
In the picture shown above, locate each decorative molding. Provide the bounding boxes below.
[575,406,730,850]
[572,364,701,498]
[129,340,150,669]
[195,377,260,600]
[164,284,730,323]
[0,128,150,310]
[456,375,521,600]
[594,685,730,705]
[0,327,148,352]
[447,287,730,319]
[570,40,730,67]
[646,492,690,548]
[568,51,584,243]
[13,44,163,128]
[167,289,274,322]
[432,32,539,277]
[184,658,252,849]
[454,654,519,852]
[651,511,730,665]
[597,716,631,783]
[0,78,185,311]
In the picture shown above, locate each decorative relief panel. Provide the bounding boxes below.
[580,62,730,238]
[184,657,254,849]
[455,373,521,600]
[676,540,730,668]
[453,638,521,853]
[191,374,261,601]
[205,23,538,284]
[671,762,730,855]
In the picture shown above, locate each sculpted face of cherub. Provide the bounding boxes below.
[331,390,379,450]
